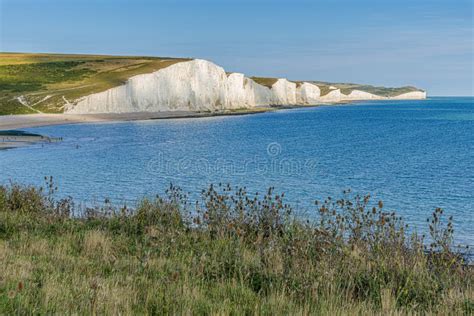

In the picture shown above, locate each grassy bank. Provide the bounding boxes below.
[0,181,472,314]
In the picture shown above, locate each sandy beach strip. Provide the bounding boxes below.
[0,109,277,149]
[0,108,274,131]
[0,114,107,131]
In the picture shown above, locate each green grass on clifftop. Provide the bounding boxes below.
[250,77,279,88]
[0,53,190,115]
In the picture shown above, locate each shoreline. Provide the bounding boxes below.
[0,97,432,131]
[0,130,61,150]
[0,98,424,149]
[0,105,327,131]
[0,107,277,148]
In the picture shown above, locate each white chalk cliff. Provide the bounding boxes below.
[341,90,385,101]
[296,82,321,105]
[388,91,427,100]
[340,89,427,101]
[320,89,342,103]
[65,59,426,114]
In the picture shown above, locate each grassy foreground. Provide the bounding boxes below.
[0,180,472,314]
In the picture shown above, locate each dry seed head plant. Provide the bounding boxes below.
[0,179,472,314]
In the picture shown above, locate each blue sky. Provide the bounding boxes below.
[1,0,472,95]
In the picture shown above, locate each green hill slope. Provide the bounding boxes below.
[0,53,190,115]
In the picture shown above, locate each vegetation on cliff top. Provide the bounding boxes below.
[0,53,190,115]
[250,77,279,88]
[0,180,471,314]
[311,81,423,97]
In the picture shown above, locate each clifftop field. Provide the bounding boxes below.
[0,53,190,115]
[0,53,423,115]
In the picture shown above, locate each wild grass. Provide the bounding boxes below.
[0,180,472,314]
[0,61,95,93]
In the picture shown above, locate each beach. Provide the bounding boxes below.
[0,108,277,132]
[0,109,277,149]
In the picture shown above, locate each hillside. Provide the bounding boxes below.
[0,53,425,115]
[0,53,190,115]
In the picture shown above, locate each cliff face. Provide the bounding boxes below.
[67,59,228,113]
[320,89,342,102]
[296,83,321,105]
[272,79,297,105]
[65,59,426,114]
[388,91,427,100]
[341,90,385,101]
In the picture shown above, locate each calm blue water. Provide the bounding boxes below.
[1,97,473,245]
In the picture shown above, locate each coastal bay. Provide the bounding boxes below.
[2,97,472,245]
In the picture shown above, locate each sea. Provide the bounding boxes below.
[1,97,472,245]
